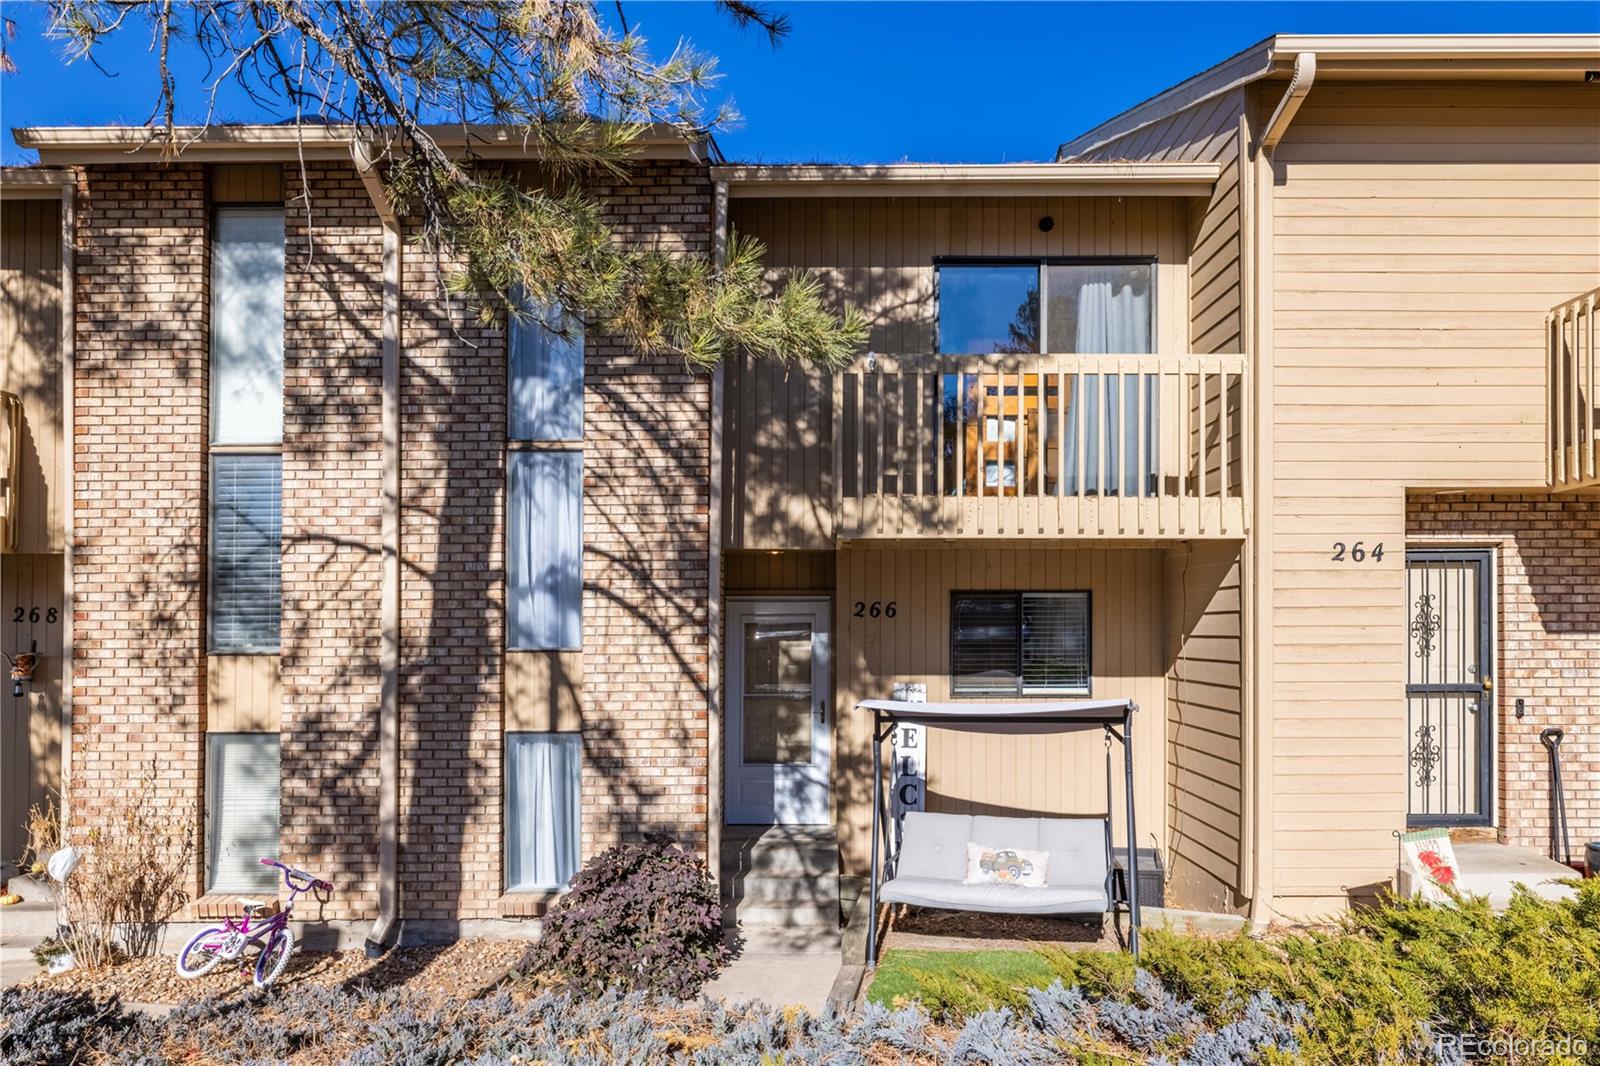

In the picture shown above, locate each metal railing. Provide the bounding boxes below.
[1549,288,1599,491]
[833,353,1249,539]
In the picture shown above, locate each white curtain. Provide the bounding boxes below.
[506,733,581,890]
[1056,266,1156,497]
[509,295,584,441]
[507,450,582,649]
[206,733,281,893]
[211,208,285,445]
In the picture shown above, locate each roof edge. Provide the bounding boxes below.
[1057,33,1600,161]
[710,161,1220,198]
[13,122,708,165]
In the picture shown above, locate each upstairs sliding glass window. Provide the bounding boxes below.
[936,261,1153,356]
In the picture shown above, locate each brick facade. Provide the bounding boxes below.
[69,157,712,926]
[70,164,210,893]
[1408,493,1600,856]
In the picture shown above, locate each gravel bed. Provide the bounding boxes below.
[25,938,527,1005]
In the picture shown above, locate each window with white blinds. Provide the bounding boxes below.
[951,591,1091,697]
[507,450,582,650]
[206,733,281,893]
[211,208,285,446]
[505,732,581,891]
[211,454,282,652]
[509,294,584,442]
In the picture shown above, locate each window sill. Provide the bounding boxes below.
[499,890,561,918]
[191,892,278,921]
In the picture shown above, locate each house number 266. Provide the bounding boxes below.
[1330,542,1383,563]
[853,601,897,618]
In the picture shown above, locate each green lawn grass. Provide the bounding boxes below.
[866,948,1056,1008]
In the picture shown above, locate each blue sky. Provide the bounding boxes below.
[3,2,1596,165]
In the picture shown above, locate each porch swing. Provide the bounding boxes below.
[859,697,1145,966]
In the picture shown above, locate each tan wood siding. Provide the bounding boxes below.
[1266,82,1600,904]
[725,550,836,592]
[211,163,284,204]
[726,196,1191,549]
[834,544,1168,875]
[1164,542,1245,912]
[206,654,282,731]
[1,198,65,554]
[2,554,63,866]
[1063,88,1249,357]
[505,650,582,732]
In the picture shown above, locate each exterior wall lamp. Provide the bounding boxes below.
[6,642,39,698]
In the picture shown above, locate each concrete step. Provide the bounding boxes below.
[728,921,843,954]
[0,898,61,941]
[724,845,839,879]
[724,899,840,931]
[728,874,842,907]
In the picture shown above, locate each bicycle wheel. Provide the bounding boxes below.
[176,926,230,978]
[253,927,295,988]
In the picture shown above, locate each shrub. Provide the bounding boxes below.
[0,986,131,1066]
[531,837,731,998]
[57,761,195,967]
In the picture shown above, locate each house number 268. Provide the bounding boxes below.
[853,601,897,618]
[1331,542,1383,563]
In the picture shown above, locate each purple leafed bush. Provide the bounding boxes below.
[531,837,732,998]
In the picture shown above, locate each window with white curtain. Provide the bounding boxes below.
[211,208,286,445]
[505,732,581,891]
[509,294,584,442]
[206,733,281,893]
[507,450,582,650]
[937,259,1157,497]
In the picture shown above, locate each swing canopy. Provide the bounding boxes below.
[860,697,1144,965]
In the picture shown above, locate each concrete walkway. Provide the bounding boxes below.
[702,944,842,1014]
[0,878,57,989]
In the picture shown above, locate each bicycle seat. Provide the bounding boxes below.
[238,898,279,916]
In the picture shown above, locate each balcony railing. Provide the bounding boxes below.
[1549,287,1599,492]
[834,353,1249,539]
[1,390,20,552]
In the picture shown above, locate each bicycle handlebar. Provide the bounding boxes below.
[260,857,334,892]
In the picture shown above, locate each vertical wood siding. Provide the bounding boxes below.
[206,654,282,731]
[1063,88,1249,356]
[833,545,1168,875]
[1266,83,1600,906]
[1,198,65,554]
[1163,542,1245,911]
[726,196,1190,549]
[1,554,63,866]
[724,550,837,591]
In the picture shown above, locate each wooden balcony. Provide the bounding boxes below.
[1,390,20,552]
[833,353,1249,540]
[1548,287,1599,492]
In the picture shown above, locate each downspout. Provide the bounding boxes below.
[59,177,76,842]
[706,179,728,882]
[1246,50,1315,935]
[352,140,402,955]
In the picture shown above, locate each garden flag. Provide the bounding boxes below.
[1400,827,1460,902]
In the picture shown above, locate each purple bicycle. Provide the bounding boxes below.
[175,858,332,988]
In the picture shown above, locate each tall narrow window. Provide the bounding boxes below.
[505,732,582,890]
[206,733,281,892]
[210,206,285,651]
[507,294,584,650]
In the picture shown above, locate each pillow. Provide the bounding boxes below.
[962,842,1049,888]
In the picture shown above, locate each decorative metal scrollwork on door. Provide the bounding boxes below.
[1410,593,1440,659]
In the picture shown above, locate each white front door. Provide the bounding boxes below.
[726,598,831,825]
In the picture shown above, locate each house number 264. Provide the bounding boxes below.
[853,601,897,618]
[1330,542,1383,563]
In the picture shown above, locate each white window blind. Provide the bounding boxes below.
[951,591,1091,697]
[211,208,285,445]
[506,732,581,891]
[206,733,281,893]
[509,295,584,441]
[507,450,582,650]
[211,454,282,652]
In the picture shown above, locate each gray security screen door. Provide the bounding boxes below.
[1404,549,1494,827]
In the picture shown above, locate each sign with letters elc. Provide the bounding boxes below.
[890,683,927,828]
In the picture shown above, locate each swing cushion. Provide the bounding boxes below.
[880,812,1110,915]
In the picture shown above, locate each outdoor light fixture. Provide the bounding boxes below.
[1038,215,1055,232]
[6,642,39,698]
